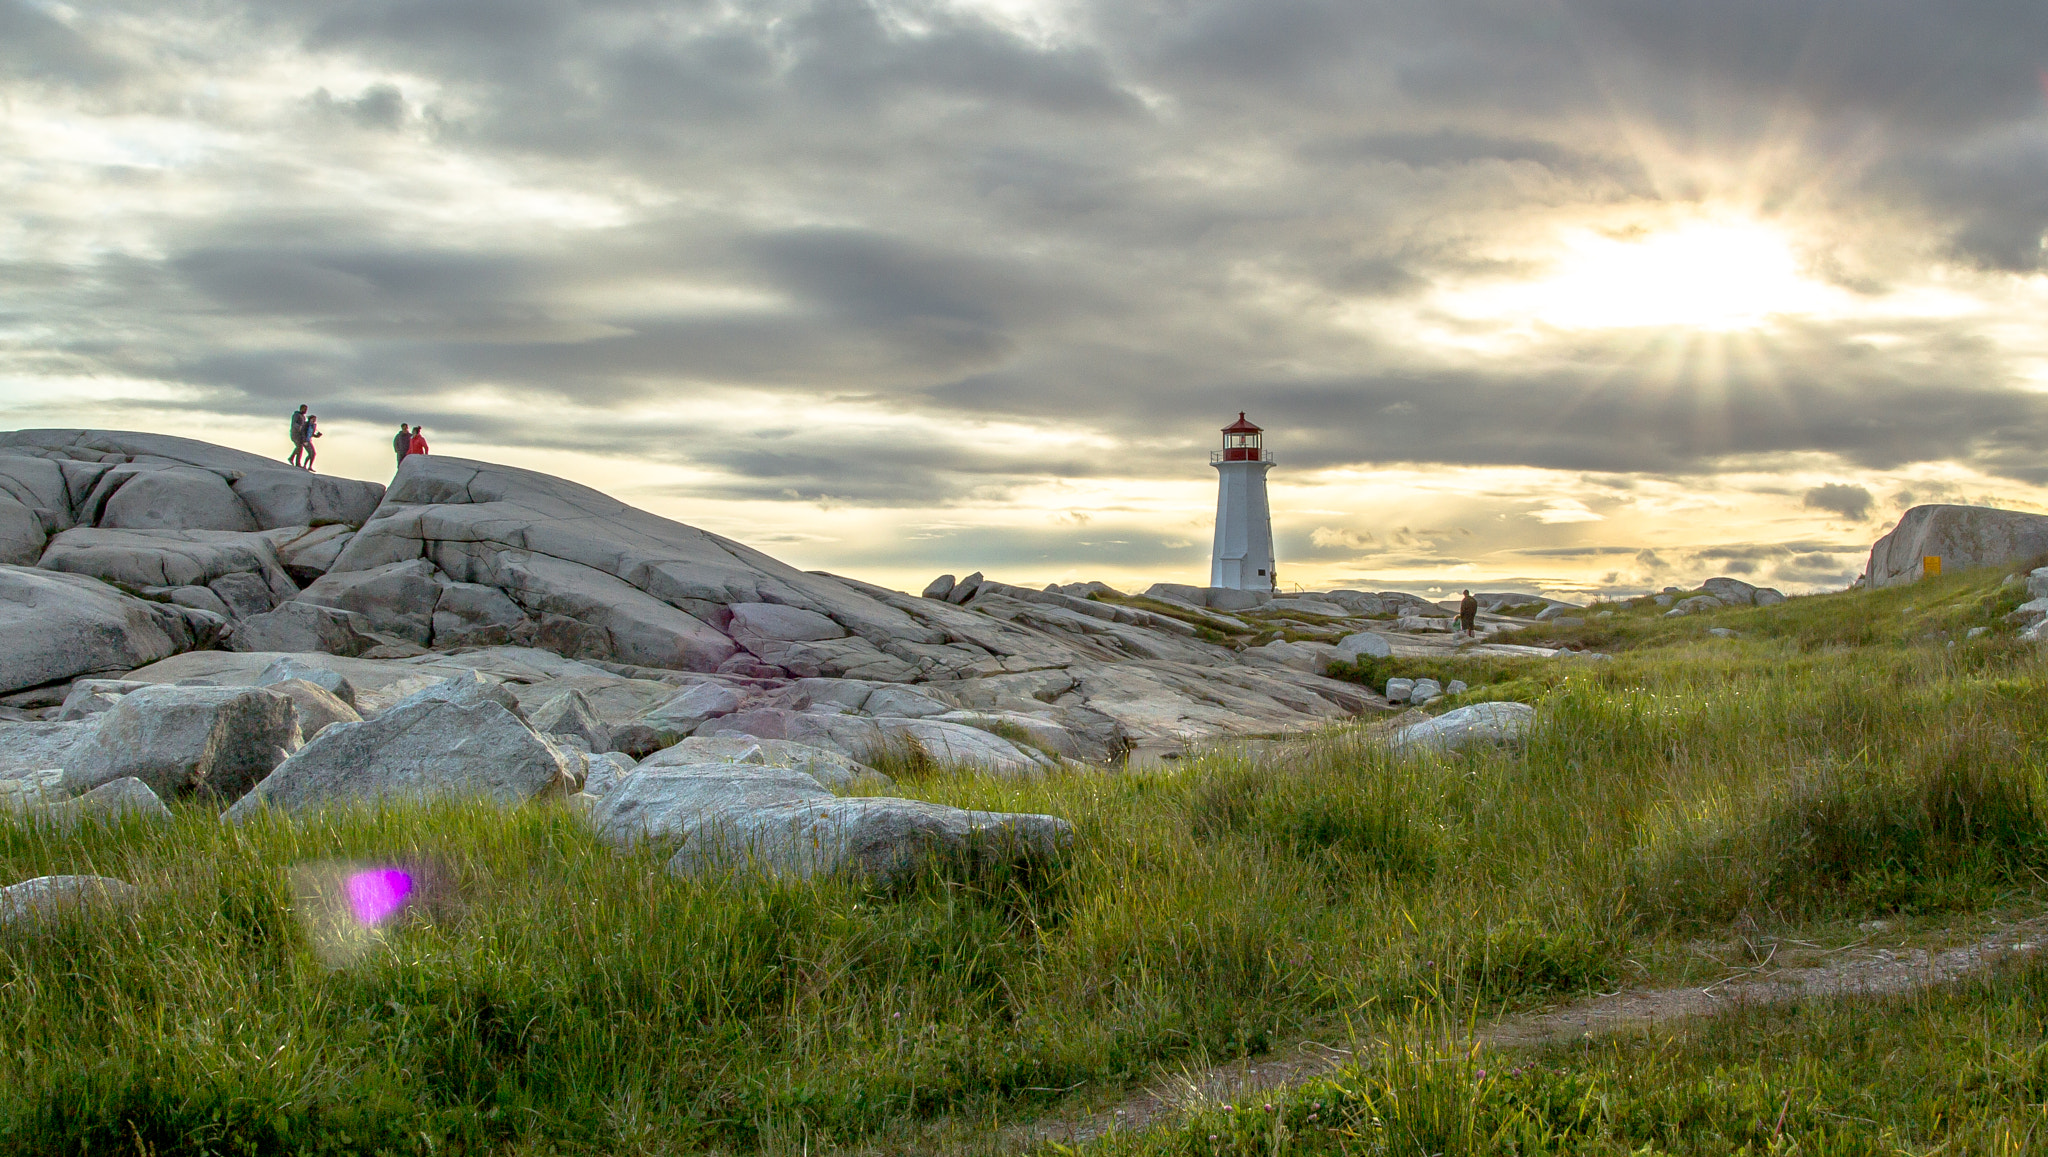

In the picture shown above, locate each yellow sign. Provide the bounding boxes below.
[1923,556,1941,578]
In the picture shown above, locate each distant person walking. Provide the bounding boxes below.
[394,423,412,467]
[1459,589,1478,637]
[300,414,321,471]
[288,404,309,467]
[408,426,429,457]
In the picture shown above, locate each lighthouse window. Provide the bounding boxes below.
[1256,569,1266,576]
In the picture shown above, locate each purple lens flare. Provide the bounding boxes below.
[345,868,415,926]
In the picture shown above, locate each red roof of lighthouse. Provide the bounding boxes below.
[1222,412,1261,434]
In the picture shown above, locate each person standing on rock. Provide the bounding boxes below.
[394,423,412,468]
[408,426,429,457]
[288,405,309,467]
[1459,589,1478,637]
[300,414,321,471]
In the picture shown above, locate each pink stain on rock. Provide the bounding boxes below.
[345,868,415,926]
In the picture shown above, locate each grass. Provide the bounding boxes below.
[4,565,2048,1153]
[1086,951,2048,1155]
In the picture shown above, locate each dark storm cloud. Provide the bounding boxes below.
[309,83,408,130]
[1571,0,2048,135]
[1803,482,1875,520]
[11,0,2048,512]
[293,0,1136,156]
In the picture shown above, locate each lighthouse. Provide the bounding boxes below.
[1210,412,1277,591]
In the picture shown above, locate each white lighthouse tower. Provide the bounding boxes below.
[1210,412,1277,591]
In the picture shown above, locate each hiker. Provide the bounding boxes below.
[288,405,309,467]
[300,414,321,471]
[393,423,412,467]
[408,426,428,457]
[1459,589,1478,637]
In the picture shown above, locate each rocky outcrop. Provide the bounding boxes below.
[0,566,225,695]
[0,434,1534,779]
[263,678,362,739]
[0,722,95,779]
[39,527,302,619]
[641,736,886,790]
[0,874,138,927]
[256,657,357,706]
[297,559,443,644]
[586,761,1070,886]
[223,676,575,819]
[0,432,395,685]
[0,430,382,532]
[529,689,613,753]
[1665,594,1723,617]
[1387,701,1535,753]
[231,603,395,657]
[35,778,172,826]
[64,684,299,801]
[1868,505,2048,588]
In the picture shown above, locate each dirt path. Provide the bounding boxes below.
[1016,913,2048,1149]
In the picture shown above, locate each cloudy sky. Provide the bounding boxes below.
[6,0,2048,598]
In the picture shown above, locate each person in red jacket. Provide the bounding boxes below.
[408,427,429,456]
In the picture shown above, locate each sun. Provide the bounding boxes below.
[1447,214,1845,334]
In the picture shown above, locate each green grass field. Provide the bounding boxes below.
[4,567,2048,1154]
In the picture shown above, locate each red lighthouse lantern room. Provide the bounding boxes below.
[1220,412,1263,462]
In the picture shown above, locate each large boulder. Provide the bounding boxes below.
[0,875,139,927]
[585,763,1072,886]
[587,763,829,848]
[65,684,300,801]
[1336,631,1393,659]
[34,778,173,826]
[0,566,225,695]
[1867,505,2048,588]
[224,677,574,818]
[1387,701,1536,753]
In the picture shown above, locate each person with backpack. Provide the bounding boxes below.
[300,414,322,471]
[394,423,412,467]
[1458,589,1479,637]
[288,405,309,466]
[408,426,429,457]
